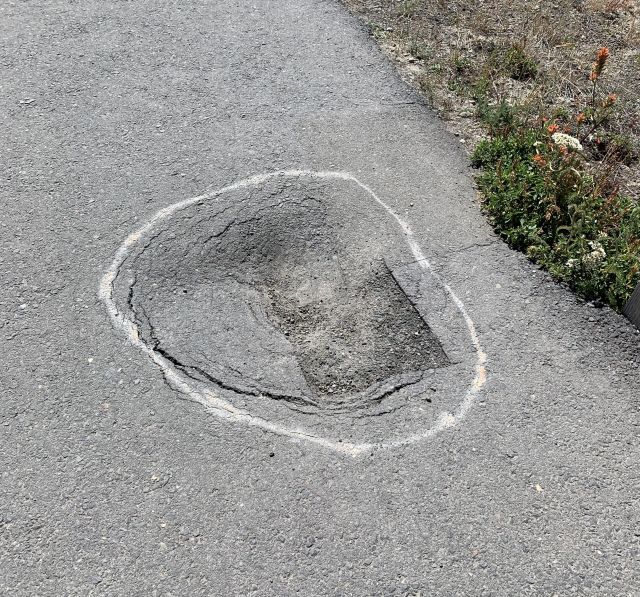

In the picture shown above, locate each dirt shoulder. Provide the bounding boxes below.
[342,0,640,310]
[342,0,639,171]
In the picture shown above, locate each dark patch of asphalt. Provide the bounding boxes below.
[0,0,638,595]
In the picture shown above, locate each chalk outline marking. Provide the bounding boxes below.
[99,170,487,457]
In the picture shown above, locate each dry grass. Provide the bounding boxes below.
[343,0,640,201]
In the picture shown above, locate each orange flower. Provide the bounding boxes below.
[607,93,617,103]
[533,154,546,166]
[576,112,586,123]
[590,46,610,81]
[547,124,559,134]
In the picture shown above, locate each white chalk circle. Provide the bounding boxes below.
[99,170,487,456]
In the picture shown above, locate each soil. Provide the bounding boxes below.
[263,260,449,399]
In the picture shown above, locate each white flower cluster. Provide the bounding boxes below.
[582,240,607,269]
[566,241,607,270]
[552,132,583,151]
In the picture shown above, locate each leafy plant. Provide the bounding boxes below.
[502,45,538,81]
[472,48,640,310]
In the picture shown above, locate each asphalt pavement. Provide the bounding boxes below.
[1,0,639,594]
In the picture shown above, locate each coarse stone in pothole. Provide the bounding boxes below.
[122,175,451,413]
[262,260,449,400]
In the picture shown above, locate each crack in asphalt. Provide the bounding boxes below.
[123,222,440,416]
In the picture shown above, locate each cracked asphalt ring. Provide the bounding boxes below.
[103,171,486,452]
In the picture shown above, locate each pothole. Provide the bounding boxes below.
[262,261,449,402]
[104,170,485,451]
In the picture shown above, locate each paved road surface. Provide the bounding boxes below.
[1,0,639,594]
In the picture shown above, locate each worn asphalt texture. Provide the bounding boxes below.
[1,0,639,595]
